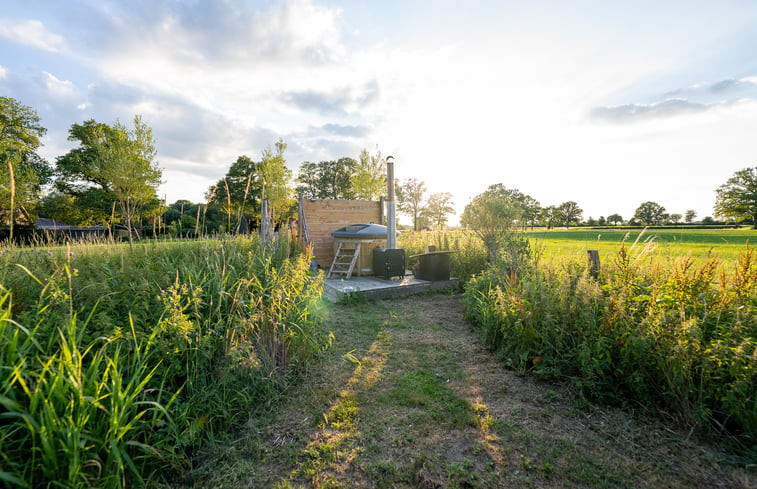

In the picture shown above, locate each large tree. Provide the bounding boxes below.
[55,116,161,246]
[0,97,49,240]
[351,148,386,200]
[684,209,697,224]
[556,201,583,227]
[424,192,455,229]
[607,213,623,226]
[634,201,666,226]
[397,178,427,230]
[715,167,757,228]
[296,158,357,199]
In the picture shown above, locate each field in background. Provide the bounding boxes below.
[524,227,755,263]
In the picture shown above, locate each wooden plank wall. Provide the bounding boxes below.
[301,199,382,269]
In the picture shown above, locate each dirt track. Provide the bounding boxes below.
[183,293,754,488]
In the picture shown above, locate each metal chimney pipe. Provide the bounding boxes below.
[386,155,396,249]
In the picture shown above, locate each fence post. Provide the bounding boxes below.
[587,250,600,278]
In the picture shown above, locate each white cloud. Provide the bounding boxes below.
[42,71,77,98]
[0,65,7,79]
[0,19,65,52]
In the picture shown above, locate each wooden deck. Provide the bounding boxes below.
[323,274,459,301]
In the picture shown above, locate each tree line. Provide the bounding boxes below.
[3,96,756,242]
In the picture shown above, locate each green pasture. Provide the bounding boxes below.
[524,228,756,263]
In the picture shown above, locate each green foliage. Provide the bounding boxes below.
[556,201,583,227]
[0,97,49,235]
[423,192,455,229]
[715,167,757,227]
[259,139,294,223]
[0,236,329,486]
[634,201,667,226]
[296,158,357,200]
[464,243,757,454]
[351,148,386,201]
[396,178,427,231]
[54,116,162,245]
[461,184,538,259]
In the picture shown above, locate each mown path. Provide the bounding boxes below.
[183,293,753,488]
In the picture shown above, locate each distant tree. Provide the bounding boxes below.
[634,201,666,226]
[586,216,596,226]
[0,97,49,240]
[597,216,606,226]
[296,158,357,199]
[397,178,427,231]
[540,205,558,229]
[607,213,623,226]
[684,209,697,223]
[669,213,682,224]
[517,194,541,229]
[701,216,715,225]
[425,192,455,229]
[351,148,386,200]
[207,155,259,233]
[715,167,757,228]
[557,201,583,227]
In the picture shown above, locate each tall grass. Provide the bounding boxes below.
[0,235,329,487]
[464,241,756,455]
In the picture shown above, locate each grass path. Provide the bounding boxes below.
[181,293,753,488]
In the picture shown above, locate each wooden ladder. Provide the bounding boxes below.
[328,242,361,279]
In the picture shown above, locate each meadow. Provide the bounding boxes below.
[524,227,755,263]
[459,230,755,457]
[0,236,329,488]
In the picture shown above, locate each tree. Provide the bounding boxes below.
[425,192,455,229]
[0,97,48,241]
[557,201,583,227]
[207,155,259,233]
[102,117,161,247]
[397,178,427,231]
[607,213,623,226]
[714,167,757,228]
[597,216,606,226]
[258,139,294,224]
[634,201,666,226]
[351,148,386,200]
[296,158,357,199]
[669,213,682,224]
[461,184,525,259]
[541,205,558,229]
[55,116,161,247]
[684,209,697,224]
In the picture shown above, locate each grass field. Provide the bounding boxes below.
[523,227,756,263]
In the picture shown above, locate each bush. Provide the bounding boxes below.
[464,244,756,454]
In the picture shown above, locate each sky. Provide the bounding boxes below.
[2,0,757,225]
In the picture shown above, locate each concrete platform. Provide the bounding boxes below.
[323,274,459,301]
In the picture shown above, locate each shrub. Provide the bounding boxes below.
[464,244,756,454]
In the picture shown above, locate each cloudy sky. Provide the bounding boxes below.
[2,0,757,224]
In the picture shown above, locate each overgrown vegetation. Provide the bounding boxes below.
[464,234,756,456]
[0,236,329,487]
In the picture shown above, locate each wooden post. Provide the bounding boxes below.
[260,198,271,245]
[587,250,600,278]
